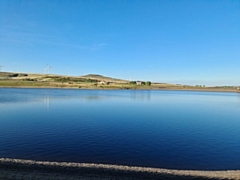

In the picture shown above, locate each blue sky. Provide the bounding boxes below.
[0,0,239,86]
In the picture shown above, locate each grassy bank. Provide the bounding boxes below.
[0,72,239,92]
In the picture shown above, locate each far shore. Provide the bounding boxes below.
[0,85,239,94]
[0,72,239,93]
[1,158,240,180]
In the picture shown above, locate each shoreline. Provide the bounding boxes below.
[0,158,240,180]
[0,85,239,93]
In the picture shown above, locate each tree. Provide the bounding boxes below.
[146,81,151,86]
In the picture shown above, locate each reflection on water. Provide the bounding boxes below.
[42,96,109,108]
[130,91,151,101]
[0,88,240,170]
[0,89,153,106]
[44,97,50,109]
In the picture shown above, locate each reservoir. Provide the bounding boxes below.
[0,88,240,170]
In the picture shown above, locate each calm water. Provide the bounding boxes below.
[0,88,240,170]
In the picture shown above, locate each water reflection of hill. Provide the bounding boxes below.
[0,89,153,106]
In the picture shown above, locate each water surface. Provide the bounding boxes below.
[0,88,240,170]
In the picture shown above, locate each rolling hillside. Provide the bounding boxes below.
[0,72,239,92]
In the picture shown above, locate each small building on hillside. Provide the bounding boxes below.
[136,81,142,85]
[98,81,110,85]
[99,81,106,85]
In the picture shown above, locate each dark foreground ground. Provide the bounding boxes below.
[1,158,240,180]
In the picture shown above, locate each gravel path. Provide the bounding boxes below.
[1,158,240,180]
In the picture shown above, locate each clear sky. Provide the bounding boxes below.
[0,0,239,86]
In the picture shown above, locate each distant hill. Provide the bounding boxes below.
[0,72,129,85]
[0,72,127,82]
[81,74,128,83]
